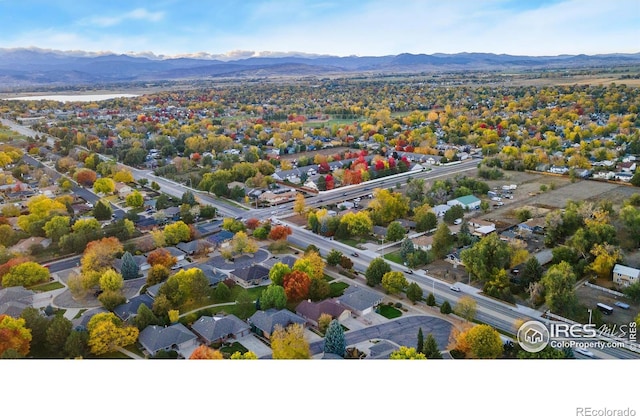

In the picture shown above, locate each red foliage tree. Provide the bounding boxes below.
[146,248,177,269]
[269,225,292,241]
[76,169,97,187]
[245,218,260,230]
[0,257,29,278]
[283,271,311,302]
[318,162,331,174]
[388,157,396,169]
[191,153,201,162]
[374,160,385,171]
[325,175,334,190]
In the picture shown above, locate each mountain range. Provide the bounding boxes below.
[1,48,639,88]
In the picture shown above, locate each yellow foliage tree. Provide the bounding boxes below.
[87,312,139,355]
[270,323,310,359]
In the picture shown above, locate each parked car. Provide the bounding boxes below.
[405,269,413,274]
[351,252,359,257]
[614,301,630,309]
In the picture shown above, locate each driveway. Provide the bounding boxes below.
[237,334,272,358]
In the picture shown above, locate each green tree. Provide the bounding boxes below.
[443,205,464,224]
[386,221,406,242]
[146,264,170,286]
[271,323,310,359]
[520,256,543,287]
[365,257,391,287]
[20,307,49,349]
[235,291,256,319]
[541,261,577,314]
[414,205,438,232]
[381,271,408,295]
[400,237,415,263]
[417,327,424,353]
[125,190,144,208]
[93,200,113,221]
[98,290,127,311]
[269,263,291,286]
[120,251,140,280]
[406,282,423,303]
[260,284,287,310]
[432,222,453,259]
[134,303,159,331]
[64,329,90,358]
[214,282,231,301]
[326,249,343,266]
[423,333,442,359]
[390,346,426,359]
[426,292,436,306]
[323,319,346,357]
[45,314,72,356]
[43,215,71,243]
[309,278,331,301]
[440,300,452,314]
[461,233,511,283]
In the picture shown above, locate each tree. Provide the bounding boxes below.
[134,303,159,331]
[426,292,436,306]
[214,281,231,301]
[452,324,503,359]
[423,333,442,359]
[283,270,311,302]
[326,249,343,266]
[98,290,127,311]
[432,222,453,259]
[99,269,124,292]
[443,205,464,224]
[381,271,408,295]
[2,262,49,287]
[268,225,292,240]
[541,261,577,314]
[406,282,423,303]
[181,191,196,206]
[93,200,113,221]
[308,277,331,301]
[368,188,409,225]
[365,257,391,287]
[453,296,477,321]
[520,256,543,287]
[146,264,170,286]
[0,315,32,356]
[323,319,346,357]
[417,327,424,353]
[386,221,406,242]
[260,284,287,310]
[125,190,144,208]
[20,307,49,349]
[271,323,310,359]
[64,329,90,358]
[440,300,452,314]
[293,193,306,216]
[461,233,511,283]
[190,345,223,359]
[159,268,209,308]
[230,231,258,256]
[269,263,292,286]
[222,218,245,233]
[163,221,191,245]
[76,169,97,187]
[230,350,258,359]
[87,312,139,355]
[340,211,373,238]
[93,177,115,194]
[236,291,256,319]
[414,205,438,232]
[294,251,325,280]
[589,243,621,279]
[81,237,123,274]
[390,346,426,359]
[45,315,72,356]
[43,215,71,242]
[400,238,415,263]
[147,248,177,269]
[339,256,353,270]
[120,251,140,280]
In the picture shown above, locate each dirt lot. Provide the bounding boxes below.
[574,283,639,330]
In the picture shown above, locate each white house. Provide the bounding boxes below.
[613,264,640,287]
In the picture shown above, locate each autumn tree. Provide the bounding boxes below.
[461,233,511,283]
[113,169,134,183]
[76,169,97,187]
[368,188,409,225]
[381,271,408,295]
[230,351,259,359]
[323,319,346,357]
[0,314,32,357]
[99,269,124,292]
[271,323,310,359]
[93,177,115,194]
[189,345,223,359]
[293,193,306,216]
[365,257,391,287]
[158,268,209,309]
[268,225,292,240]
[43,215,71,242]
[308,277,331,301]
[453,296,477,321]
[126,190,144,208]
[414,204,438,232]
[326,249,343,266]
[231,231,258,256]
[283,270,311,302]
[293,251,325,280]
[269,262,291,286]
[340,211,373,238]
[87,312,139,355]
[146,248,177,269]
[589,243,621,279]
[163,221,191,245]
[389,346,426,359]
[259,284,287,310]
[2,261,49,287]
[81,237,123,274]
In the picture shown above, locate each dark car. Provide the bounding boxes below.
[351,252,359,257]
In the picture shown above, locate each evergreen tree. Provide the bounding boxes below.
[423,333,442,359]
[120,251,140,280]
[181,191,196,206]
[426,292,436,306]
[440,300,452,314]
[134,303,159,331]
[417,327,424,354]
[215,281,231,301]
[93,200,113,221]
[323,319,346,357]
[406,282,423,303]
[400,238,415,263]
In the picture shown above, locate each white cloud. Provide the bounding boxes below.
[81,7,165,27]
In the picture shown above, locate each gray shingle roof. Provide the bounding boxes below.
[113,294,154,321]
[248,309,306,335]
[337,286,384,313]
[138,323,197,354]
[191,315,250,344]
[231,264,270,282]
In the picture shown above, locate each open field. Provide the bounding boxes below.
[278,146,351,162]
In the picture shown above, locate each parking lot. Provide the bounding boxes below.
[574,283,639,330]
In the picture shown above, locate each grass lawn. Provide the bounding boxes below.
[384,251,404,265]
[31,281,65,292]
[124,344,145,357]
[329,281,349,297]
[95,350,131,359]
[337,238,364,248]
[377,304,403,319]
[220,342,248,356]
[323,274,335,282]
[73,309,88,319]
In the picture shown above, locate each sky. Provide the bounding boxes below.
[0,0,638,59]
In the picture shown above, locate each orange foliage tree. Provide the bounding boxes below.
[76,169,97,187]
[81,237,124,273]
[268,225,292,241]
[146,248,177,269]
[189,345,223,359]
[0,257,29,278]
[283,270,311,302]
[0,314,32,356]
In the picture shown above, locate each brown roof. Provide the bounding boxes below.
[295,298,347,322]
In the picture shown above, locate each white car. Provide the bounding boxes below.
[575,348,594,357]
[449,285,461,292]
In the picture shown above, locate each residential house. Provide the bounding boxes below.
[411,235,433,251]
[367,340,397,359]
[177,240,212,256]
[258,190,298,206]
[190,314,251,345]
[162,206,181,220]
[183,264,226,287]
[207,230,234,247]
[230,264,270,288]
[517,217,546,234]
[612,264,640,287]
[10,237,51,255]
[295,299,351,327]
[248,308,306,339]
[614,172,634,182]
[164,246,187,262]
[336,286,384,317]
[473,225,496,237]
[549,166,569,175]
[0,287,35,318]
[115,182,133,198]
[433,204,451,217]
[113,294,154,322]
[446,195,481,210]
[138,323,198,358]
